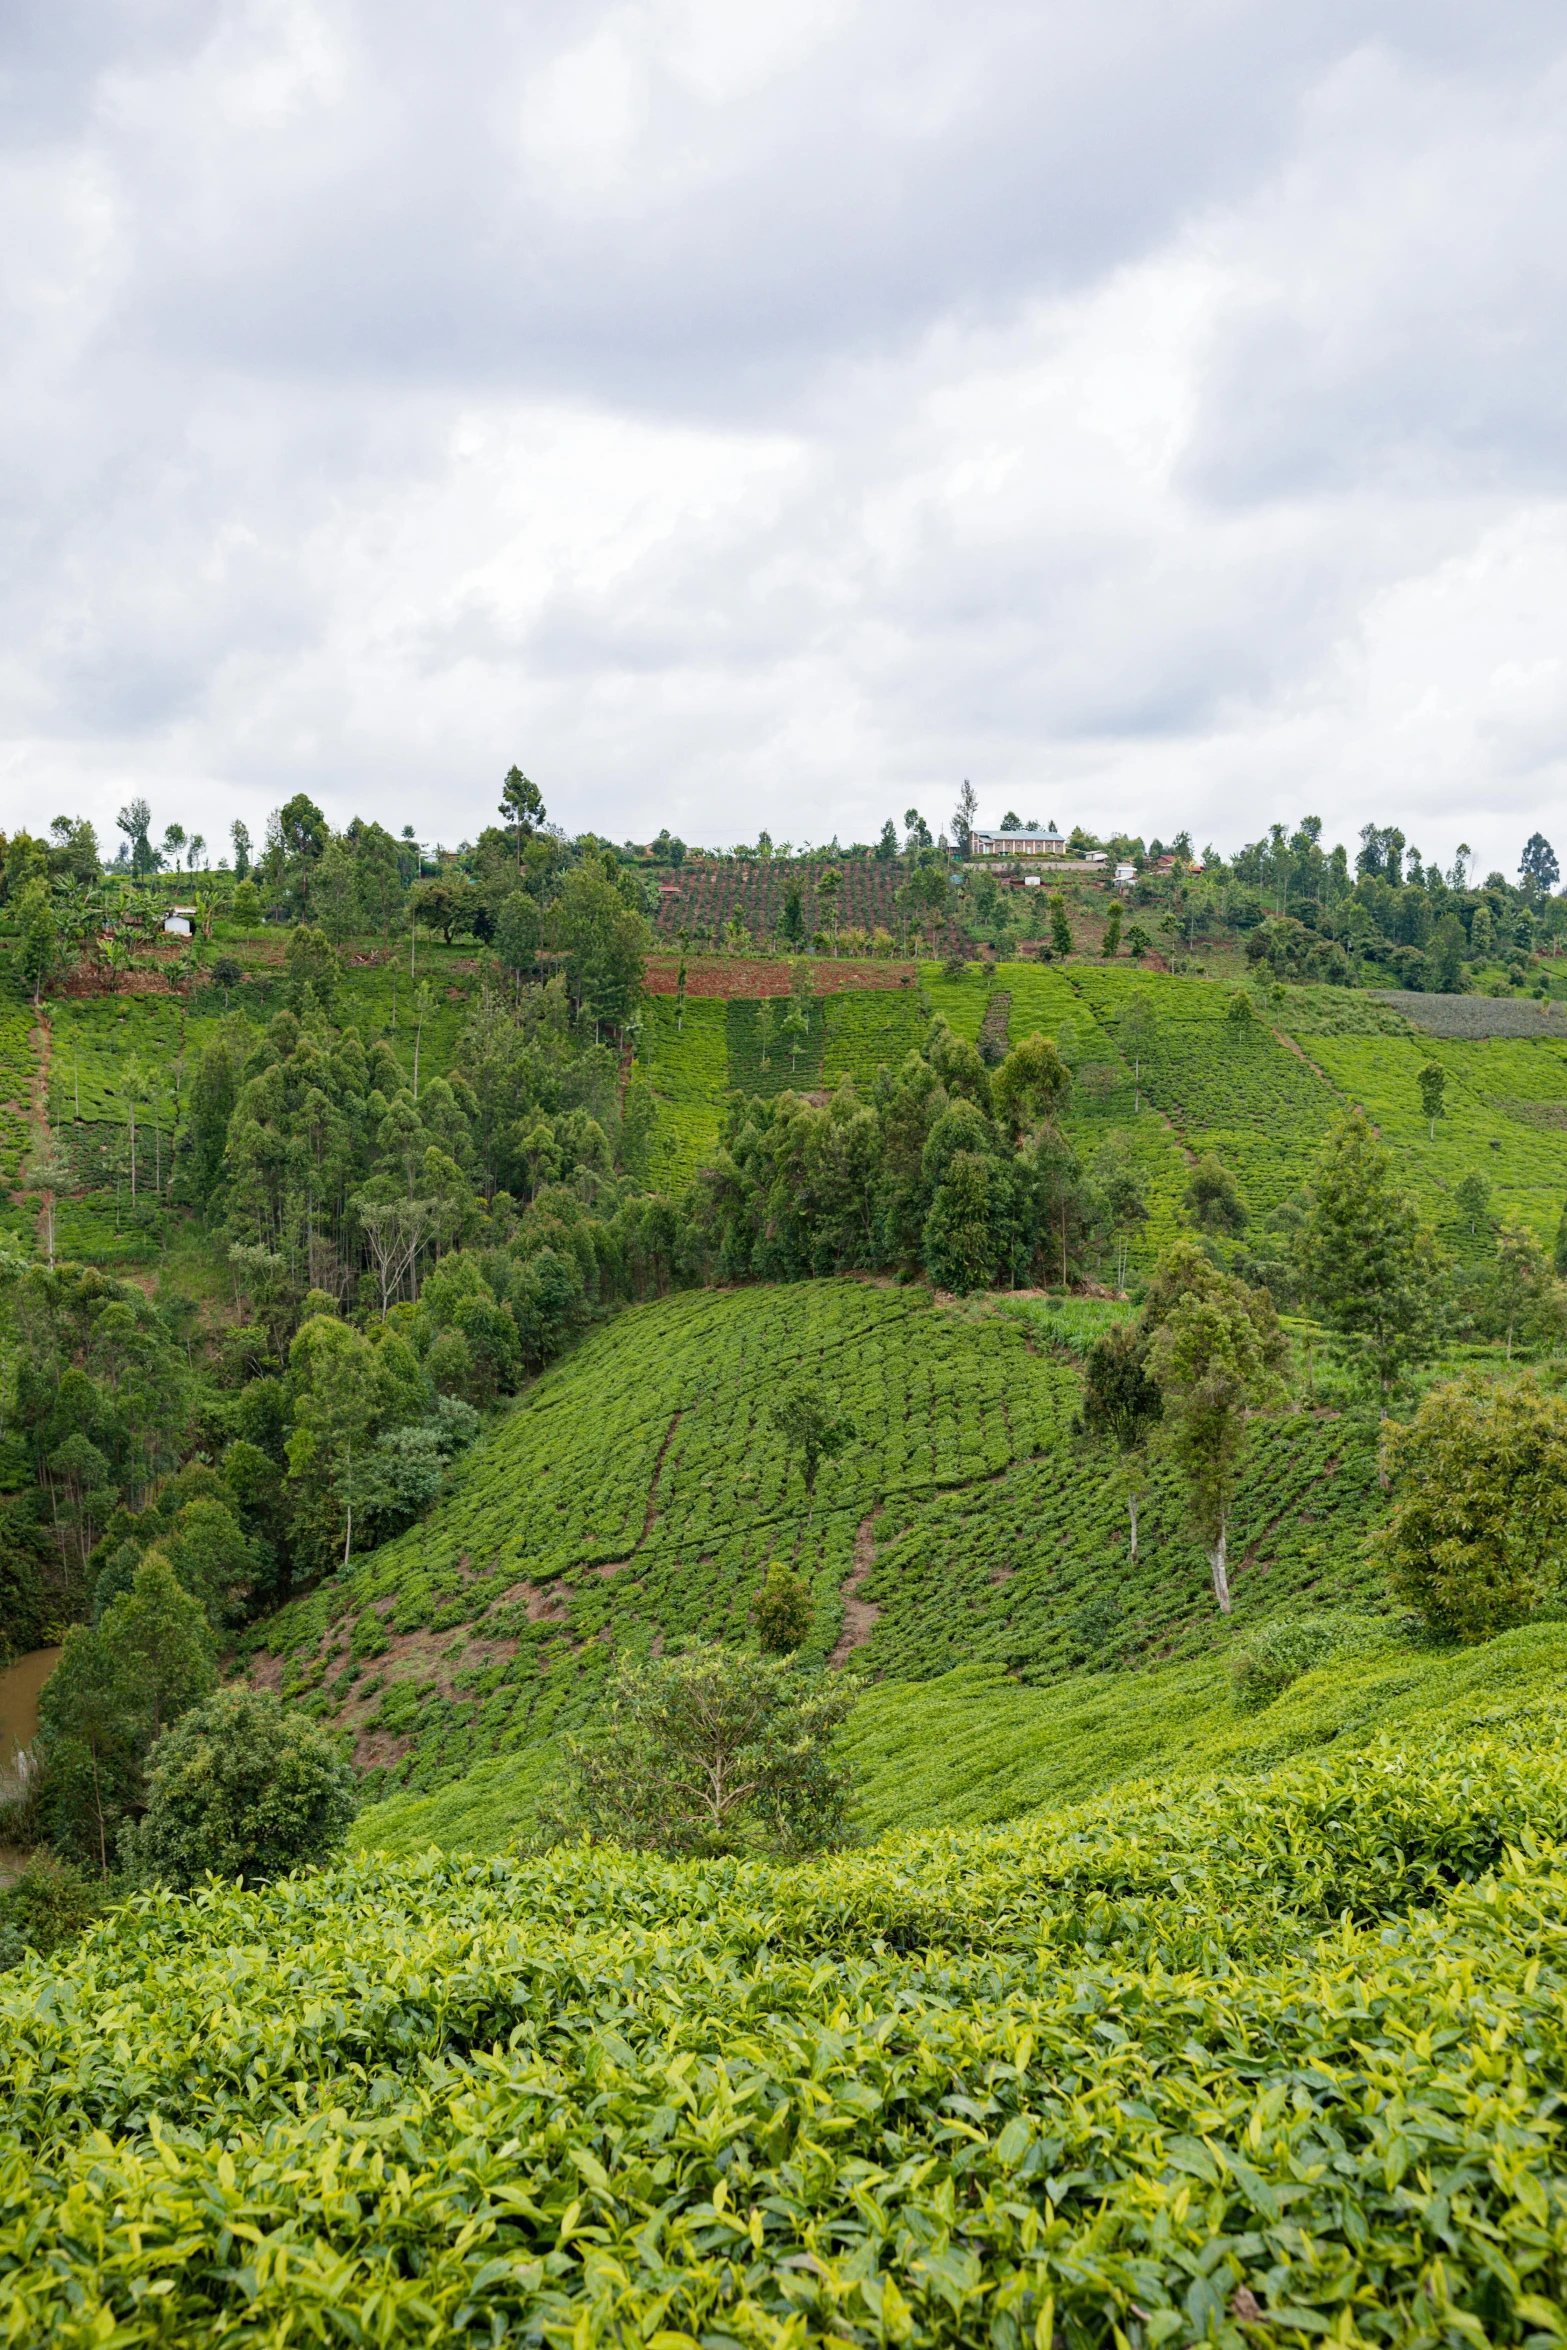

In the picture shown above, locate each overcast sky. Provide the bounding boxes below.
[3,2,1565,875]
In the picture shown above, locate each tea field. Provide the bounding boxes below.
[357,1617,1567,1858]
[243,1278,1395,1812]
[8,1697,1567,2345]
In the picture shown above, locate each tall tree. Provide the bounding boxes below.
[1076,1321,1162,1561]
[770,1382,855,1527]
[1520,833,1559,894]
[1417,1060,1446,1142]
[1149,1283,1285,1613]
[1295,1112,1444,1418]
[499,767,545,877]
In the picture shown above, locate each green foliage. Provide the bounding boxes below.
[1147,1253,1288,1613]
[1379,1373,1567,1640]
[121,1684,357,1889]
[0,1851,103,1965]
[769,1379,856,1504]
[8,1710,1567,2342]
[1229,1611,1386,1710]
[752,1559,814,1653]
[539,1646,855,1857]
[1296,1111,1444,1406]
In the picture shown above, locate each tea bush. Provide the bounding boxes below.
[5,1718,1567,2345]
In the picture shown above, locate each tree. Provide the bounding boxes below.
[952,779,978,855]
[17,880,57,1006]
[230,818,251,880]
[211,953,242,1007]
[780,885,806,947]
[992,1032,1070,1136]
[121,1685,357,1889]
[1456,1171,1492,1238]
[1295,1112,1444,1415]
[117,798,155,878]
[499,767,545,876]
[1556,1198,1567,1278]
[1378,1374,1567,1641]
[539,1647,856,1859]
[408,877,466,945]
[35,1623,140,1873]
[1184,1153,1247,1236]
[771,1381,855,1523]
[1487,1217,1554,1360]
[1101,903,1122,958]
[1125,921,1153,961]
[874,819,898,862]
[1430,912,1466,993]
[231,879,260,928]
[1076,1321,1162,1561]
[1119,994,1155,1111]
[752,1559,814,1653]
[1149,1282,1284,1613]
[1520,833,1559,894]
[1417,1060,1446,1142]
[99,1554,217,1742]
[1049,894,1072,958]
[495,890,540,980]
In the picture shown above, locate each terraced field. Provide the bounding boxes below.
[245,1278,1387,1810]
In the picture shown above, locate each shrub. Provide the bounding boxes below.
[1378,1374,1567,1641]
[538,1646,857,1859]
[1229,1611,1386,1709]
[0,1851,103,1962]
[121,1686,358,1890]
[752,1560,814,1653]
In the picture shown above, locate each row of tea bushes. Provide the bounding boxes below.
[5,1722,1567,2343]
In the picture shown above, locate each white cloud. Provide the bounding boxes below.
[2,1,1567,875]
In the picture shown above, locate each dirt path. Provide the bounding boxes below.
[829,1512,882,1668]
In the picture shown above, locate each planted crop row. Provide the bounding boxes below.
[820,988,925,1086]
[249,1278,1394,1810]
[248,1284,1076,1797]
[1308,1032,1567,1239]
[652,857,946,946]
[644,994,728,1180]
[724,997,828,1098]
[853,1397,1383,1687]
[8,1718,1567,2345]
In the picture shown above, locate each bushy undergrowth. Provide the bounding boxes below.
[4,1723,1567,2343]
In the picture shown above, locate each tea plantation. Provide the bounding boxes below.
[7,1701,1567,2344]
[242,1278,1393,1815]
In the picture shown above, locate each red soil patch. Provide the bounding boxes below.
[829,1514,883,1668]
[645,956,919,998]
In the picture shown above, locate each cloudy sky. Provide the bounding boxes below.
[3,2,1565,873]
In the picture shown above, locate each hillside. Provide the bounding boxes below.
[246,1277,1387,1816]
[639,959,1567,1265]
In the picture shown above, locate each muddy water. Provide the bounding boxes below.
[0,1645,60,1777]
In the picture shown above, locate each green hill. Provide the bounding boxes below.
[246,1276,1387,1824]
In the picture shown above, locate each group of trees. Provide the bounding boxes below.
[14,1473,354,1884]
[694,1019,1152,1294]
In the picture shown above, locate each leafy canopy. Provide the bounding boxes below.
[539,1646,857,1859]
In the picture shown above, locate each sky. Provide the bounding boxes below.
[2,1,1566,877]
